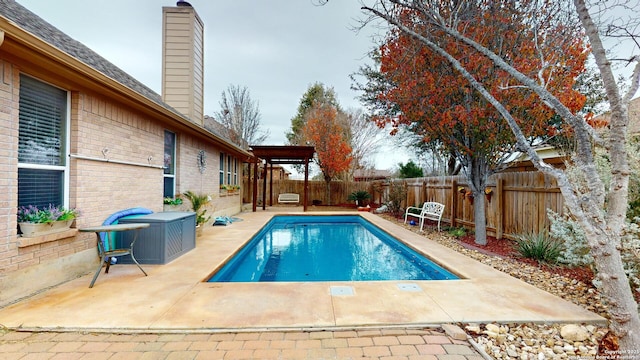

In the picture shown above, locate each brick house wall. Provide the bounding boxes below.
[0,58,244,306]
[0,1,251,306]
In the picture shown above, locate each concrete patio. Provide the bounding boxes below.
[0,208,605,332]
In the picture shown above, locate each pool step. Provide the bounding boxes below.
[259,252,281,281]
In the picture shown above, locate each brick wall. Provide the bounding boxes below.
[174,137,242,221]
[0,59,242,306]
[72,91,164,226]
[0,59,20,282]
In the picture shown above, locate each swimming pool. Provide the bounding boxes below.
[207,215,459,282]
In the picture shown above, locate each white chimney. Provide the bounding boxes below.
[162,1,204,125]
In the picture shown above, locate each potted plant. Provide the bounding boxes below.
[347,190,371,207]
[163,196,183,211]
[220,184,240,195]
[17,204,78,237]
[182,191,211,235]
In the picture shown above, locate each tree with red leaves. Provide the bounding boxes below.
[358,0,640,350]
[355,1,587,245]
[302,102,353,205]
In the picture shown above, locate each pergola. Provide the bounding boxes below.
[249,145,315,212]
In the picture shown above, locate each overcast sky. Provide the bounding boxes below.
[16,0,410,172]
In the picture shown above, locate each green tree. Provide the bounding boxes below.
[397,160,423,178]
[286,83,340,145]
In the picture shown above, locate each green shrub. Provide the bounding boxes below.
[408,204,423,215]
[347,190,371,205]
[163,197,183,206]
[386,181,407,217]
[514,230,562,263]
[549,209,640,293]
[447,227,467,238]
[628,198,640,222]
[547,209,592,266]
[182,191,211,226]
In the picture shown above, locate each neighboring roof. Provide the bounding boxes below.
[353,169,392,180]
[591,96,640,134]
[0,0,254,160]
[501,145,566,172]
[266,164,292,175]
[512,145,563,162]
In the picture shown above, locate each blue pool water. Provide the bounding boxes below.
[207,215,459,282]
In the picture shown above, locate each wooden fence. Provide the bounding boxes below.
[243,171,564,240]
[245,179,371,207]
[399,172,564,240]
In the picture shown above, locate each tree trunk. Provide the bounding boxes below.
[590,230,640,349]
[572,0,640,349]
[472,191,487,245]
[468,154,489,245]
[325,178,332,206]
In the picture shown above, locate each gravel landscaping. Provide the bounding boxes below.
[378,214,614,359]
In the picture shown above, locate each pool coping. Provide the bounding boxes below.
[0,209,606,332]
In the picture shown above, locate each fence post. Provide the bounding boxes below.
[450,179,458,228]
[403,180,409,209]
[496,177,504,240]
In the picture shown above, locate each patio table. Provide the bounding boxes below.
[80,223,150,288]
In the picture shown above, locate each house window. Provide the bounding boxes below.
[233,158,238,185]
[219,152,224,186]
[219,153,238,187]
[163,130,176,197]
[18,75,69,209]
[226,155,231,184]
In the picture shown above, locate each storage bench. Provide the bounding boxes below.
[116,211,196,264]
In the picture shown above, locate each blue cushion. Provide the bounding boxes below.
[100,207,153,250]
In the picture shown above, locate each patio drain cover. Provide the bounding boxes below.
[330,286,355,296]
[397,283,422,292]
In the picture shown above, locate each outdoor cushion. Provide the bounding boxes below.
[100,207,153,250]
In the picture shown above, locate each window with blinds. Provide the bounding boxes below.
[18,75,68,209]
